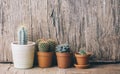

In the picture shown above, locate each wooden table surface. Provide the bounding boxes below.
[0,63,120,74]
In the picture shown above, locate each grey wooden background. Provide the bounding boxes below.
[0,0,120,62]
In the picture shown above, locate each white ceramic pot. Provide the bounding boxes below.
[11,41,35,69]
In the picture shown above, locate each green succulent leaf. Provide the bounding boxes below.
[78,49,86,55]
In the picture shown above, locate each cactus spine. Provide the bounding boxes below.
[18,26,28,45]
[38,40,49,52]
[37,39,57,52]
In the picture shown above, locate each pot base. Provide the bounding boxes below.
[74,64,89,69]
[14,66,33,69]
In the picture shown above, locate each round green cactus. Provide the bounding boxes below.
[47,39,57,52]
[36,39,46,44]
[38,41,49,52]
[36,38,57,52]
[36,39,46,50]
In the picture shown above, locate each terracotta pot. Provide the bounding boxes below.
[56,52,72,68]
[75,53,90,65]
[37,52,53,68]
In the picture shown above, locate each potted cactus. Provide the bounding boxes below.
[56,44,72,68]
[74,49,91,69]
[11,26,35,69]
[37,39,57,68]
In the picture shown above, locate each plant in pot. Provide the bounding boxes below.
[56,44,72,68]
[74,49,91,69]
[37,39,57,68]
[11,26,35,69]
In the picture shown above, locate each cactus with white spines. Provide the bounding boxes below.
[38,40,49,52]
[36,38,57,52]
[56,44,70,53]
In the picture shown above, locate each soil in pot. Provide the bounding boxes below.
[37,52,53,68]
[56,52,72,68]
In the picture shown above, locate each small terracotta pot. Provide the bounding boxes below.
[56,52,72,68]
[37,52,53,68]
[75,53,90,65]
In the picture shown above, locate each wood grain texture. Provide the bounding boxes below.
[0,0,120,62]
[47,0,120,62]
[31,0,48,41]
[0,0,32,62]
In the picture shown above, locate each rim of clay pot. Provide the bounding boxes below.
[11,41,35,46]
[37,52,54,56]
[56,52,72,57]
[75,52,91,57]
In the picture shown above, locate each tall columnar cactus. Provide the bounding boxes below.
[18,26,28,45]
[47,39,57,52]
[38,41,49,52]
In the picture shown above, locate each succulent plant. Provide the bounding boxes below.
[38,40,49,52]
[18,26,28,45]
[78,49,86,55]
[47,39,57,52]
[56,44,70,53]
[36,39,46,44]
[36,39,45,50]
[37,38,57,52]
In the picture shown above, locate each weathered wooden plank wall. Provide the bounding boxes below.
[0,0,120,62]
